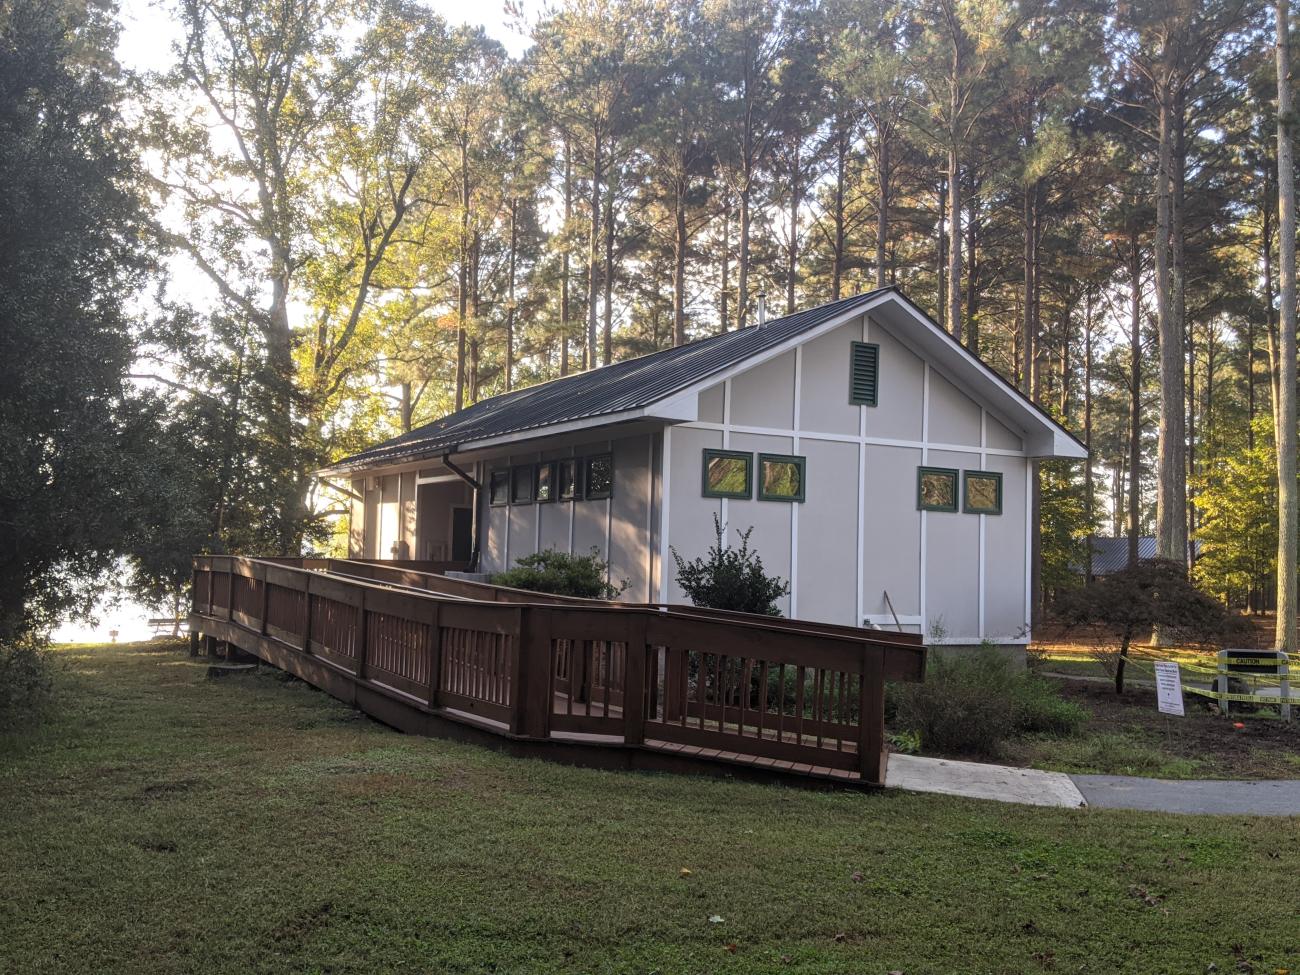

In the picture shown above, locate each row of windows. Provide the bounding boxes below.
[918,467,1003,515]
[702,449,806,502]
[489,454,613,507]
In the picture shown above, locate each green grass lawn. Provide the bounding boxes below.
[3,642,1299,974]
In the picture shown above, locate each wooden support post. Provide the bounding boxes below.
[206,564,214,616]
[426,603,442,709]
[258,564,270,636]
[622,615,648,746]
[355,589,369,680]
[188,630,199,657]
[205,634,219,659]
[513,606,551,738]
[301,574,314,654]
[858,646,887,785]
[226,561,234,622]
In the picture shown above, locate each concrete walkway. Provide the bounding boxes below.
[886,754,1300,816]
[1072,775,1300,816]
[885,754,1087,808]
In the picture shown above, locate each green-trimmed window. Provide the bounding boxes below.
[850,341,879,406]
[510,464,534,504]
[917,466,958,512]
[558,458,580,500]
[536,461,557,503]
[963,470,1003,515]
[488,469,510,507]
[702,449,752,499]
[585,453,613,500]
[758,453,806,502]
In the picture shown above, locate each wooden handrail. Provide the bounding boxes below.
[190,554,926,785]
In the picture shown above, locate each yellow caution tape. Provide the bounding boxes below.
[1184,687,1298,706]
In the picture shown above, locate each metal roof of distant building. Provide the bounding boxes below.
[1087,536,1158,575]
[323,288,893,474]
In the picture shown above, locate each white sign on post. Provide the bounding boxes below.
[1154,661,1185,717]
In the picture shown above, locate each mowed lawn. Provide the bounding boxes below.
[3,645,1299,975]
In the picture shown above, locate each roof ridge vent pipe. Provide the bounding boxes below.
[756,289,767,328]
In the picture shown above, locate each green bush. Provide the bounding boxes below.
[0,634,54,731]
[894,644,1087,757]
[491,548,627,600]
[671,514,790,615]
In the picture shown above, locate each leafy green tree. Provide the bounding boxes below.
[1193,418,1280,609]
[0,0,153,640]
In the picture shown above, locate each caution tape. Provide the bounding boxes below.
[1184,686,1298,706]
[1214,657,1293,669]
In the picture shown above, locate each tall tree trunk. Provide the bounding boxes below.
[561,136,572,377]
[586,132,602,369]
[786,143,800,315]
[738,179,752,327]
[1084,289,1095,582]
[720,190,731,332]
[1021,180,1037,395]
[1275,0,1297,654]
[1154,77,1188,568]
[456,146,470,411]
[947,147,962,342]
[876,136,889,290]
[832,126,846,300]
[602,159,615,366]
[1129,225,1143,567]
[673,173,688,347]
[965,172,979,354]
[936,178,946,329]
[1174,95,1192,560]
[505,198,517,392]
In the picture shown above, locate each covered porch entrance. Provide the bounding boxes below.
[350,464,475,568]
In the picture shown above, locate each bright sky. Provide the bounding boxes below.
[115,0,536,74]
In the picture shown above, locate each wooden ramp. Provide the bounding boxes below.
[190,556,926,788]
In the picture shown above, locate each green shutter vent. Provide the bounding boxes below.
[850,341,879,406]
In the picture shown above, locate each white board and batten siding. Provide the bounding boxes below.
[661,311,1031,646]
[476,432,660,602]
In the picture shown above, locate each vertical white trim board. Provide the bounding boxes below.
[791,344,802,619]
[659,425,673,603]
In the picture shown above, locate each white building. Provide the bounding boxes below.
[320,288,1085,651]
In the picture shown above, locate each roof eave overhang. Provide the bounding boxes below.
[315,399,699,479]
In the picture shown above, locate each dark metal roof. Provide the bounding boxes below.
[324,288,893,474]
[1087,536,1158,576]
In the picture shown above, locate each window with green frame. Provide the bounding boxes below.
[917,466,958,512]
[850,341,879,406]
[536,461,557,503]
[758,453,805,502]
[488,469,510,507]
[585,453,613,499]
[963,470,1003,515]
[702,449,752,499]
[510,464,534,504]
[558,457,580,500]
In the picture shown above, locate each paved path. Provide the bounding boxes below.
[886,755,1300,816]
[1072,775,1300,816]
[885,754,1087,808]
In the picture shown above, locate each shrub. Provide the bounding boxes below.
[0,634,55,731]
[1013,674,1089,736]
[894,644,1087,757]
[491,548,627,600]
[671,514,790,616]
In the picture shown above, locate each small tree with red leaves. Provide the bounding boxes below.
[1052,559,1239,694]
